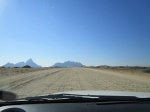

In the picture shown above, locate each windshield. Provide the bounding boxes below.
[0,0,150,101]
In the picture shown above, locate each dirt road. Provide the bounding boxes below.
[0,68,150,98]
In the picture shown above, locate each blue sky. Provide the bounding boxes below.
[0,0,150,67]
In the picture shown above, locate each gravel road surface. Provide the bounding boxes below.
[0,68,150,98]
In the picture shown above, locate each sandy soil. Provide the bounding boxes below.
[0,68,150,98]
[0,68,48,79]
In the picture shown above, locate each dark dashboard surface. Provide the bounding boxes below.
[1,102,150,112]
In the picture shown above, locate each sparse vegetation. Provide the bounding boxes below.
[0,68,49,77]
[143,68,150,73]
[22,65,32,68]
[14,67,20,68]
[89,66,150,75]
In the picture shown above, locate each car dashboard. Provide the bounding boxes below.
[1,102,150,112]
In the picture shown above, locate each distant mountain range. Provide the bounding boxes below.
[3,59,41,68]
[52,61,84,67]
[3,60,84,68]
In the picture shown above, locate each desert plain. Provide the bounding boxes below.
[0,67,150,98]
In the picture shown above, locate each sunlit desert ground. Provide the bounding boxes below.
[0,67,150,98]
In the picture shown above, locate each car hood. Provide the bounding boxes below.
[53,90,150,98]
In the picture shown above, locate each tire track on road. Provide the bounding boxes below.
[2,69,64,91]
[26,69,68,97]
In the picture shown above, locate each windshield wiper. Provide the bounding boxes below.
[19,93,150,101]
[15,94,100,102]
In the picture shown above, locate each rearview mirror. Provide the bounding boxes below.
[0,90,18,101]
